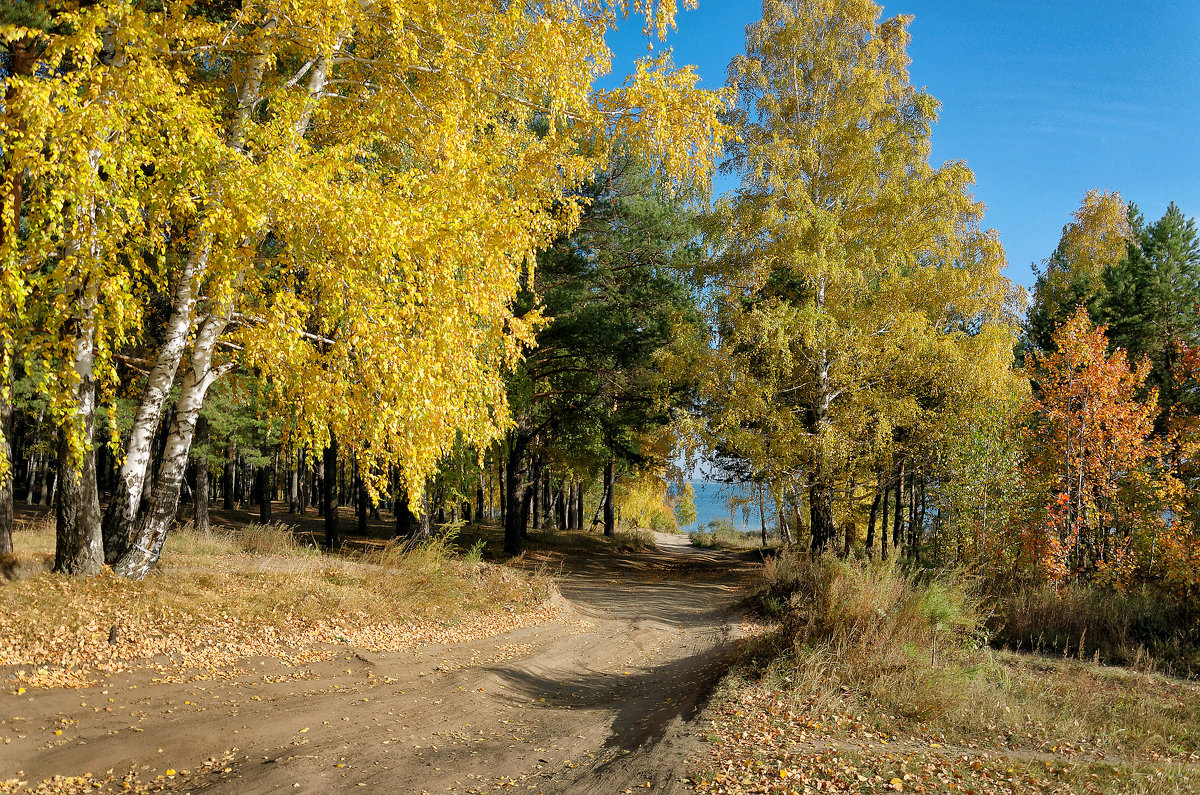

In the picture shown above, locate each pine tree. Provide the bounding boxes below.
[1102,203,1200,418]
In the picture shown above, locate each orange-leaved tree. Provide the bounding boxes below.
[1022,307,1179,586]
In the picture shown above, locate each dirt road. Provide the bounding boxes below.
[4,535,760,794]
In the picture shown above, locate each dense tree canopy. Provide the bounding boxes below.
[697,0,1014,550]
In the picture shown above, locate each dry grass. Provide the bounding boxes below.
[612,528,658,552]
[990,582,1200,677]
[755,552,985,721]
[693,552,1200,793]
[0,517,557,689]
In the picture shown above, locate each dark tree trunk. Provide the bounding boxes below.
[394,480,420,539]
[289,451,299,514]
[880,477,890,560]
[843,476,856,557]
[498,460,506,524]
[906,472,917,558]
[476,474,485,524]
[322,437,339,549]
[54,425,104,575]
[223,442,235,510]
[891,460,905,555]
[531,456,542,531]
[865,490,881,559]
[519,483,531,538]
[565,484,576,530]
[39,454,51,506]
[356,466,368,535]
[808,478,835,553]
[257,461,272,524]
[603,456,615,537]
[575,482,585,531]
[298,454,309,515]
[555,485,567,531]
[758,489,768,548]
[193,416,210,535]
[24,450,38,504]
[502,435,529,555]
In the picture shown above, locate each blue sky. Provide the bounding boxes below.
[605,1,1200,290]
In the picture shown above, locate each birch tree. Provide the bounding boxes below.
[700,0,1012,550]
[2,0,728,576]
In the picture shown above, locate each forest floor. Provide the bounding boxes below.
[8,506,1200,794]
[1,508,764,794]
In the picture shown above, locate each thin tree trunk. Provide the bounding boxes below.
[193,416,210,535]
[603,456,616,537]
[555,484,567,531]
[880,477,890,560]
[257,459,272,524]
[394,477,419,539]
[25,449,39,504]
[891,460,905,555]
[531,456,542,531]
[223,442,235,510]
[39,456,51,507]
[758,488,767,548]
[289,450,299,514]
[323,436,340,549]
[503,434,529,554]
[519,485,532,538]
[476,474,485,525]
[865,490,881,559]
[356,464,368,535]
[498,459,507,525]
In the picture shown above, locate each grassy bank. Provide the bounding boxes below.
[693,553,1200,793]
[1,516,557,690]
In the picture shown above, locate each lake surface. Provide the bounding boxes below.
[681,480,774,533]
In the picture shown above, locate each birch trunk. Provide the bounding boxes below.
[103,243,209,562]
[54,280,103,575]
[113,310,231,579]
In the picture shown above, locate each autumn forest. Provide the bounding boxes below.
[3,0,1200,792]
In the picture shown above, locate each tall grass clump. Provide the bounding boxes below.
[758,551,986,720]
[234,521,316,556]
[989,582,1200,676]
[612,529,658,552]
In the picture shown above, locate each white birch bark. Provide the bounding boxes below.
[114,308,233,579]
[103,241,209,561]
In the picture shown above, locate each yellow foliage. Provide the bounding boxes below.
[0,0,729,493]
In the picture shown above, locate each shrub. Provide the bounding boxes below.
[759,551,986,719]
[612,529,657,552]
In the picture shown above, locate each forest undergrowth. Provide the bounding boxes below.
[691,553,1200,793]
[0,516,557,691]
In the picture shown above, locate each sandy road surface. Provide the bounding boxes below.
[4,535,760,794]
